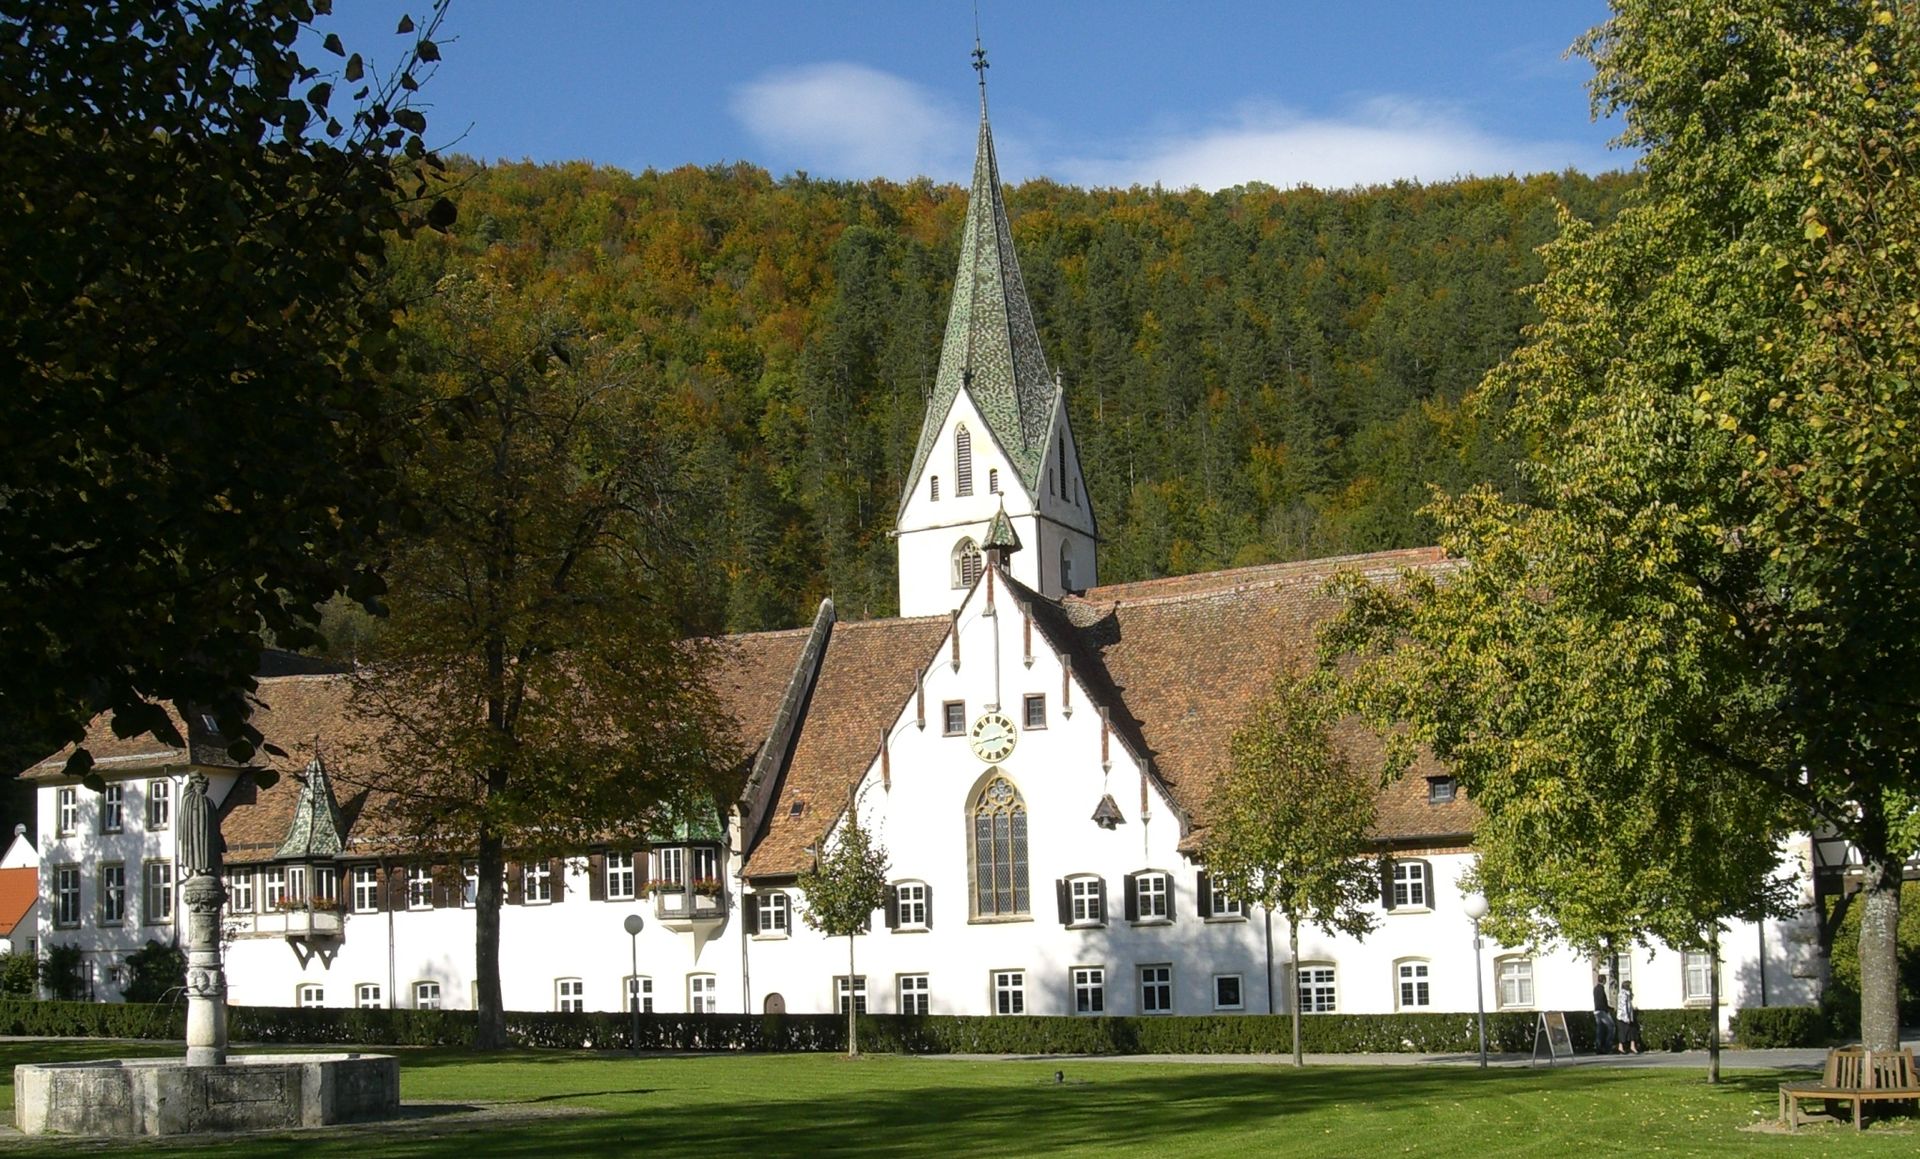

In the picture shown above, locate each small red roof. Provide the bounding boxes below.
[0,866,38,936]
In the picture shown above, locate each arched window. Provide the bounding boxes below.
[951,538,982,589]
[988,467,999,494]
[930,475,940,502]
[955,425,974,496]
[1059,541,1074,592]
[971,773,1029,917]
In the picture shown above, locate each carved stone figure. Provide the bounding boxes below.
[179,771,218,879]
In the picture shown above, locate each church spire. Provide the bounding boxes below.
[898,43,1060,517]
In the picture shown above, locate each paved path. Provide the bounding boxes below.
[932,1047,1834,1070]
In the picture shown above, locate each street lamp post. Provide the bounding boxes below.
[623,913,645,1055]
[1462,893,1490,1069]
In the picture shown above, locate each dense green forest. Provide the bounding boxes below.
[398,160,1634,634]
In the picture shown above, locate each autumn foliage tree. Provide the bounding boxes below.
[798,813,890,1057]
[1202,670,1378,1066]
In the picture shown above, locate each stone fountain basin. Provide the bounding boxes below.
[14,1053,399,1136]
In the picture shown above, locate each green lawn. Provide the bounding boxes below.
[0,1042,1910,1156]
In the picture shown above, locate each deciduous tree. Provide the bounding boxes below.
[1201,670,1378,1066]
[798,812,890,1057]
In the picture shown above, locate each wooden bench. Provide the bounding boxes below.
[1779,1046,1920,1131]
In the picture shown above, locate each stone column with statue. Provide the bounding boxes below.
[178,771,228,1066]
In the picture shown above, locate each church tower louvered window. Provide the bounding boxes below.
[971,773,1029,917]
[952,538,983,589]
[955,425,974,496]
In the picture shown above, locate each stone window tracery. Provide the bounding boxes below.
[970,773,1029,918]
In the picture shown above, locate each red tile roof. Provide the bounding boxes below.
[0,866,39,936]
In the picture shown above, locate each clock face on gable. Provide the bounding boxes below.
[969,711,1017,763]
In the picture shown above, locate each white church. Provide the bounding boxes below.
[24,68,1826,1032]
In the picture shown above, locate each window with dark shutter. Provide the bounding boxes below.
[1123,873,1139,922]
[589,853,606,902]
[886,887,901,930]
[1381,858,1396,910]
[1056,878,1071,926]
[745,895,760,935]
[1198,871,1213,919]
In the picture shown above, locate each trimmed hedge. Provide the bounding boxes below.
[1730,1005,1831,1049]
[0,999,1719,1054]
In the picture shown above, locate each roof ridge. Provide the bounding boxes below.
[1079,548,1448,606]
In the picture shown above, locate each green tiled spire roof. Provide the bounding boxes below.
[275,753,345,860]
[900,62,1061,514]
[983,505,1022,552]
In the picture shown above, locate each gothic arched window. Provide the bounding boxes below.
[955,425,974,496]
[971,773,1029,917]
[951,538,982,589]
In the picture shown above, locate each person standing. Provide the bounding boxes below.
[1615,981,1642,1054]
[1593,974,1616,1055]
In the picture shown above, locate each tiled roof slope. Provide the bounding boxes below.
[0,867,37,936]
[900,85,1061,513]
[743,615,952,877]
[1060,547,1475,848]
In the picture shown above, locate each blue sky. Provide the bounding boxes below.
[315,2,1629,190]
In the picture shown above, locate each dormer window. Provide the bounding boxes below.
[1427,776,1456,805]
[955,425,974,496]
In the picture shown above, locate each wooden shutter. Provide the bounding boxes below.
[588,853,606,901]
[506,861,524,905]
[885,886,900,930]
[744,894,760,935]
[1380,857,1396,910]
[1123,873,1139,922]
[1422,862,1436,911]
[550,858,566,903]
[385,865,406,911]
[1197,871,1213,919]
[432,864,453,910]
[922,882,933,929]
[1165,873,1177,919]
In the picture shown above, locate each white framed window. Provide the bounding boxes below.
[407,865,433,910]
[147,779,171,829]
[690,846,719,891]
[143,860,173,924]
[627,975,654,1013]
[1067,875,1104,926]
[296,983,325,1008]
[101,784,124,833]
[688,973,717,1013]
[1072,966,1105,1014]
[1204,873,1245,919]
[654,847,685,891]
[1497,957,1535,1009]
[971,774,1030,918]
[894,881,928,930]
[1023,694,1046,730]
[99,863,126,924]
[1213,974,1244,1011]
[354,983,382,1009]
[1299,964,1337,1013]
[835,974,868,1015]
[225,869,254,913]
[53,864,81,927]
[351,866,381,913]
[606,851,635,900]
[1390,860,1430,910]
[756,890,790,936]
[1132,871,1170,921]
[262,867,287,911]
[955,423,974,496]
[524,861,551,904]
[313,866,339,906]
[1683,951,1716,1004]
[462,861,479,907]
[993,970,1025,1015]
[413,981,441,1010]
[556,978,584,1012]
[951,538,982,589]
[56,788,78,836]
[1140,964,1174,1014]
[899,974,929,1015]
[1397,960,1432,1009]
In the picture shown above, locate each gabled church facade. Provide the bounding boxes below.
[23,63,1825,1030]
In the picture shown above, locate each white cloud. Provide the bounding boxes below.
[1055,97,1616,192]
[730,63,972,182]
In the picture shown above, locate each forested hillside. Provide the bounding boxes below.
[401,161,1635,634]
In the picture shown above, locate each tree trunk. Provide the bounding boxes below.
[1263,906,1276,1015]
[1290,916,1302,1067]
[1706,926,1720,1085]
[846,933,859,1058]
[474,828,507,1050]
[1857,854,1902,1054]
